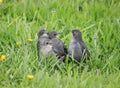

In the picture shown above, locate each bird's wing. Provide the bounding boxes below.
[79,41,90,58]
[52,39,66,56]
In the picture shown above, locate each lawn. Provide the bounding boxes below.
[0,0,120,88]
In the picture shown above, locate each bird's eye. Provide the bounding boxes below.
[46,42,49,45]
[46,42,52,45]
[54,34,56,36]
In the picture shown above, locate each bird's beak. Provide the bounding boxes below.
[55,32,61,38]
[56,35,59,38]
[42,33,48,37]
[47,42,52,45]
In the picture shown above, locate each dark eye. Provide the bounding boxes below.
[46,42,49,45]
[54,34,56,36]
[46,41,51,44]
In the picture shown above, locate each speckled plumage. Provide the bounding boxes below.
[37,29,54,60]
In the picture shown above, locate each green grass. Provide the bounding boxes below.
[0,0,120,88]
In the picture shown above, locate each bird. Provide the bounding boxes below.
[68,29,90,63]
[48,31,68,62]
[37,29,54,61]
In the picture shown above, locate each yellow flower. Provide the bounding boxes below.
[16,41,22,46]
[0,0,3,4]
[0,55,6,61]
[27,75,34,80]
[27,38,33,42]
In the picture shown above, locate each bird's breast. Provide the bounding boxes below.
[69,40,82,57]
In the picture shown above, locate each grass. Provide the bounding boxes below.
[0,0,120,88]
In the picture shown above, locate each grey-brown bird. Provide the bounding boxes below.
[49,31,67,62]
[37,29,54,61]
[68,29,90,62]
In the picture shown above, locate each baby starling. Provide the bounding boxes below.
[37,29,54,60]
[49,31,67,62]
[68,29,90,62]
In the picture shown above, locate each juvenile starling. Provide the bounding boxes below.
[68,29,90,62]
[49,31,67,62]
[37,29,54,60]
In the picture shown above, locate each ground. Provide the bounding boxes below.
[0,0,120,88]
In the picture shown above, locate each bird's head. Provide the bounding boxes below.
[38,29,48,38]
[49,31,60,39]
[71,29,82,40]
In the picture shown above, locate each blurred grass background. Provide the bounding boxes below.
[0,0,120,88]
